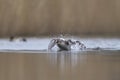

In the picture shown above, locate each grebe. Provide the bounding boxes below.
[48,38,86,51]
[9,36,27,42]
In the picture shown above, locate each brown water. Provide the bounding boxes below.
[0,51,120,80]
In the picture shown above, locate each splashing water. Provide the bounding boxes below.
[0,37,120,52]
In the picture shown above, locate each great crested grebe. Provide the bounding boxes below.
[9,36,27,42]
[48,38,86,51]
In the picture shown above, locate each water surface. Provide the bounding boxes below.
[0,37,120,51]
[0,37,120,80]
[0,51,120,80]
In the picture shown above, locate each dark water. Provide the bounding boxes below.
[0,50,120,80]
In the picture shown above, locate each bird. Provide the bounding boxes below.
[9,36,27,42]
[48,38,86,51]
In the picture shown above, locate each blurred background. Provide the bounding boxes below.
[0,0,120,37]
[0,1,120,80]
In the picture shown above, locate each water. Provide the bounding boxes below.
[0,37,120,80]
[0,51,120,80]
[0,37,120,52]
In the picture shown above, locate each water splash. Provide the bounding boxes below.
[0,37,120,52]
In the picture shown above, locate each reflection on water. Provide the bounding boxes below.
[48,52,85,68]
[47,52,87,77]
[0,51,120,80]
